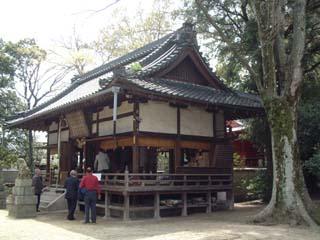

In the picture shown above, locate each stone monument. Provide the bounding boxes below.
[0,169,5,209]
[6,158,37,218]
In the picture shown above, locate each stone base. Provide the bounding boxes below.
[0,191,5,209]
[7,204,37,218]
[6,178,37,218]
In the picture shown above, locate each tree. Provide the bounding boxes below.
[93,0,174,63]
[194,0,320,226]
[5,39,67,171]
[50,26,95,76]
[0,39,28,168]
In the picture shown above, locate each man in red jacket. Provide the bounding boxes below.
[80,167,101,223]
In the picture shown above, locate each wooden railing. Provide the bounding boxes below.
[77,172,233,220]
[90,172,233,192]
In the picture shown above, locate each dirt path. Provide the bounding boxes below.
[0,203,319,240]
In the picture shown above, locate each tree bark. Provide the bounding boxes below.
[254,98,319,227]
[264,122,273,202]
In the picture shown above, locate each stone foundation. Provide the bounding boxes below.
[7,178,37,218]
[0,170,5,209]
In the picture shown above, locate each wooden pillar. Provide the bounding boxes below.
[213,111,217,137]
[209,143,216,167]
[132,102,140,173]
[206,191,212,213]
[104,191,111,219]
[181,192,187,217]
[123,194,130,221]
[210,111,217,167]
[46,135,51,183]
[174,107,181,172]
[96,111,100,136]
[123,169,130,220]
[154,192,160,219]
[174,142,181,172]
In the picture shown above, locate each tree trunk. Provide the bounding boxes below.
[255,98,319,227]
[264,122,273,202]
[28,129,34,173]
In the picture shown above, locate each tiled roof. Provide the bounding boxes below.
[122,78,262,109]
[7,22,263,127]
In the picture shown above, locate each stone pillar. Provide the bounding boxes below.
[6,159,37,218]
[0,170,5,209]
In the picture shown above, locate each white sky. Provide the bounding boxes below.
[0,0,156,48]
[0,0,218,142]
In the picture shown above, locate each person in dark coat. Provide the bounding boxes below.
[32,168,44,212]
[64,170,80,220]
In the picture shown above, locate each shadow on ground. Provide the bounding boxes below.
[1,202,319,240]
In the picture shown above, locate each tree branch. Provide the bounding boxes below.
[287,0,307,97]
[195,0,262,92]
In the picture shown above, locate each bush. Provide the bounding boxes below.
[0,146,18,169]
[233,152,245,167]
[304,150,320,179]
[241,170,267,201]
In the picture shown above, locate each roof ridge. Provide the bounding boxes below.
[71,31,175,84]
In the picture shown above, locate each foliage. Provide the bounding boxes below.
[233,152,245,168]
[0,39,28,167]
[0,145,19,169]
[130,62,142,72]
[298,100,320,161]
[1,38,66,170]
[304,150,320,179]
[241,170,268,201]
[185,0,320,224]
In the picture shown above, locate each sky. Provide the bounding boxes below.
[0,0,160,142]
[0,0,156,48]
[0,0,215,142]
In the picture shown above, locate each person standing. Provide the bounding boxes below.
[94,149,110,176]
[79,167,101,223]
[32,168,44,212]
[64,170,79,220]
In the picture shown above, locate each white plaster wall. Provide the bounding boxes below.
[61,130,69,142]
[99,121,113,136]
[99,106,112,119]
[181,106,213,137]
[92,123,97,134]
[48,130,69,145]
[98,101,133,119]
[116,116,133,133]
[118,101,133,115]
[139,101,177,134]
[92,113,97,121]
[215,110,225,137]
[49,122,58,131]
[48,132,57,145]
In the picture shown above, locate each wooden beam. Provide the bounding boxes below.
[180,140,210,150]
[138,137,175,149]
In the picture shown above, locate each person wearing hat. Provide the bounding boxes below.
[64,170,79,220]
[79,167,101,223]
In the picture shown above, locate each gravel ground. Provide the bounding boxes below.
[0,203,319,240]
